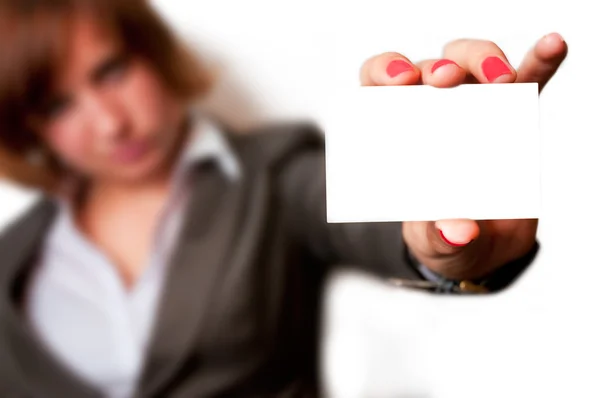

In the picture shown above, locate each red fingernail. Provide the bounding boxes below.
[386,60,413,78]
[431,59,458,74]
[439,229,469,247]
[481,56,511,82]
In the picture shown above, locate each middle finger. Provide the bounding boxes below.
[443,39,517,84]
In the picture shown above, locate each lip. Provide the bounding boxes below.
[111,140,152,164]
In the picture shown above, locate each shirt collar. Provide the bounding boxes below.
[55,109,240,199]
[175,110,241,181]
[52,109,239,211]
[46,110,241,250]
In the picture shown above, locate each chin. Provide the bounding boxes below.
[108,150,170,184]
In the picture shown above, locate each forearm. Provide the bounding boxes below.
[277,127,540,292]
[278,145,424,280]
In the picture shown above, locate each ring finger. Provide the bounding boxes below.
[416,59,467,87]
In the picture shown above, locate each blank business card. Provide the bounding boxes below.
[323,83,540,223]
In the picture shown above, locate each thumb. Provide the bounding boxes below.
[434,219,479,248]
[404,219,486,279]
[421,219,485,280]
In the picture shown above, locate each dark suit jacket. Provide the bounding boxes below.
[0,122,538,397]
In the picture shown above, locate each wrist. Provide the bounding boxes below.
[405,240,540,294]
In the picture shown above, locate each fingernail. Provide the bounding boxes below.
[543,32,565,44]
[431,59,458,74]
[481,56,511,82]
[386,60,413,78]
[439,229,470,247]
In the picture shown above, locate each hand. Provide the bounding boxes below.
[359,33,568,281]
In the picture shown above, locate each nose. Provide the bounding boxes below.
[84,93,127,140]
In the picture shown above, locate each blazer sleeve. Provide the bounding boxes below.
[274,125,539,293]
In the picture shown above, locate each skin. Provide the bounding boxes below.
[37,16,189,287]
[360,33,568,280]
[40,17,187,186]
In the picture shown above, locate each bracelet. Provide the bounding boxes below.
[387,277,489,293]
[392,240,540,294]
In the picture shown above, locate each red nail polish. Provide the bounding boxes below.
[431,59,458,74]
[386,60,412,78]
[481,57,511,82]
[439,229,469,247]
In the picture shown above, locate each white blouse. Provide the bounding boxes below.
[24,115,240,398]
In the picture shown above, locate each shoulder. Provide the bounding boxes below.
[0,197,55,263]
[224,121,325,171]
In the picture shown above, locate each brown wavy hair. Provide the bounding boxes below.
[0,0,214,191]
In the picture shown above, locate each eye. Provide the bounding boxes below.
[40,95,72,121]
[96,54,130,84]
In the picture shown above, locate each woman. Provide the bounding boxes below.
[0,0,567,397]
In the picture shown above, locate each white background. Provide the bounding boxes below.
[0,1,597,397]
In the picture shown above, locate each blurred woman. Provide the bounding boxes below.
[0,0,566,397]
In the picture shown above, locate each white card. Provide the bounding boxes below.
[322,83,540,223]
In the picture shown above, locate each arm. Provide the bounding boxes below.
[277,136,539,293]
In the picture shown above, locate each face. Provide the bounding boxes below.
[35,15,187,183]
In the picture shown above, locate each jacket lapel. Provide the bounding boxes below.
[136,157,253,397]
[0,199,104,398]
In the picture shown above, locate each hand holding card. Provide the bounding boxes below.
[327,34,568,281]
